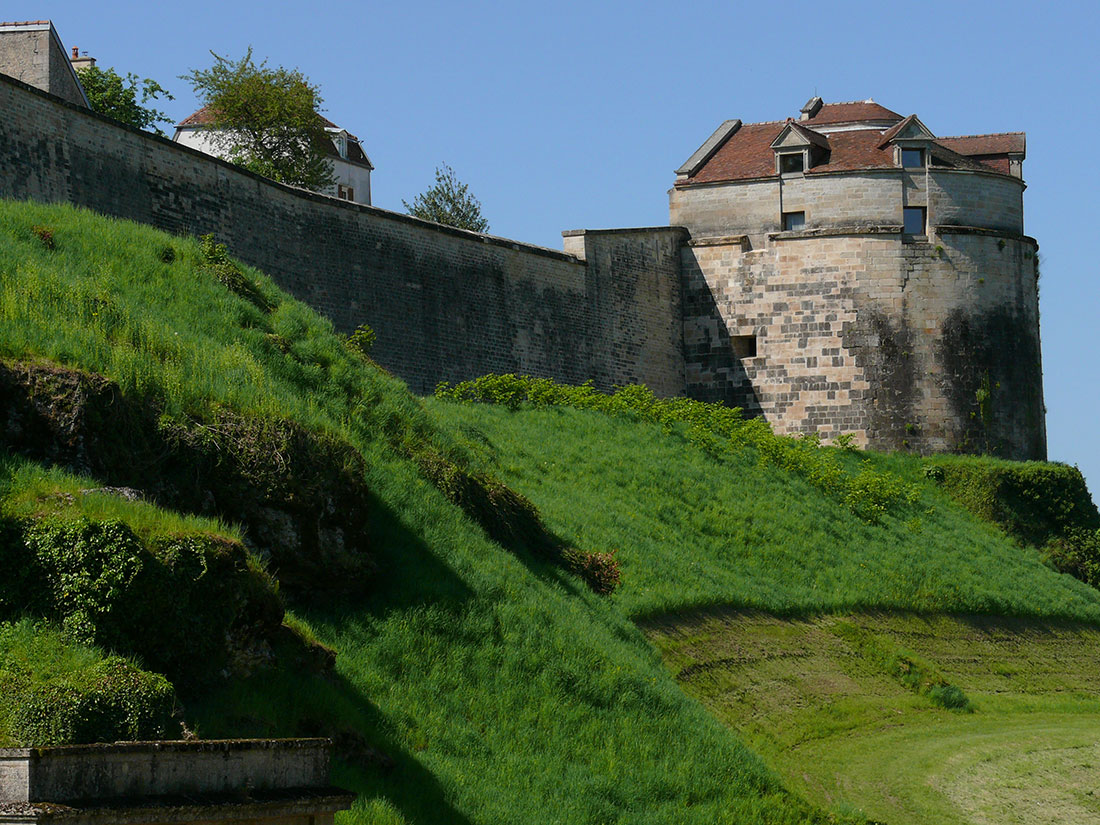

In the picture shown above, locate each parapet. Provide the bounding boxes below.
[0,739,354,824]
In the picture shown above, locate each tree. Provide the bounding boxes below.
[403,164,489,233]
[76,66,174,134]
[182,49,334,192]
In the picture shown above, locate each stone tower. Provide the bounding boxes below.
[671,98,1044,459]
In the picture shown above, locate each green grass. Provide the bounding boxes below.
[0,451,240,541]
[0,200,847,824]
[429,401,1100,622]
[5,198,1099,824]
[644,611,1100,825]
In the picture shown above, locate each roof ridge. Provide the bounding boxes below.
[819,98,879,106]
[739,118,788,127]
[937,131,1025,140]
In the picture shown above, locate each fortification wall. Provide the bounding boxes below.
[683,226,1045,458]
[563,228,687,397]
[0,73,680,395]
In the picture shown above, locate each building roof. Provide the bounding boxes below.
[678,99,1023,185]
[176,105,372,169]
[802,99,903,126]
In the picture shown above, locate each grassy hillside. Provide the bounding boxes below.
[0,200,845,824]
[2,198,1097,825]
[429,397,1100,622]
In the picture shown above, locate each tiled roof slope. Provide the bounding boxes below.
[682,101,1023,185]
[804,100,902,125]
[938,132,1025,156]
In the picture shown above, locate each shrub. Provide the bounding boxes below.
[17,516,282,689]
[199,234,274,312]
[563,548,621,595]
[1043,528,1100,587]
[0,620,174,745]
[346,323,377,357]
[414,448,619,593]
[928,457,1100,547]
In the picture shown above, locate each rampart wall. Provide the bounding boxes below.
[0,74,684,395]
[683,227,1044,458]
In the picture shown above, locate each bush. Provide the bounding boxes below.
[30,225,55,250]
[346,323,377,357]
[0,620,174,745]
[17,516,282,689]
[927,456,1099,548]
[414,448,619,594]
[1044,528,1100,587]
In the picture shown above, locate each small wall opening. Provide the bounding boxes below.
[731,334,758,358]
[782,211,805,231]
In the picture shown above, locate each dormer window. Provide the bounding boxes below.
[901,148,925,168]
[780,153,805,174]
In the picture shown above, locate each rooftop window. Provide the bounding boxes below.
[780,153,805,174]
[901,148,925,168]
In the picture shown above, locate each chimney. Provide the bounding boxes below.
[799,96,823,121]
[70,46,96,71]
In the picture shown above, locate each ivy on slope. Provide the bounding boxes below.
[437,374,918,523]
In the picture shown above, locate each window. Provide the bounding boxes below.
[901,148,925,168]
[780,153,804,174]
[731,335,758,358]
[782,211,805,231]
[338,185,355,201]
[903,207,926,234]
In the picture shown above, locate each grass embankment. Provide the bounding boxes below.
[430,387,1100,825]
[430,397,1100,622]
[0,200,845,824]
[4,199,1098,825]
[645,611,1100,825]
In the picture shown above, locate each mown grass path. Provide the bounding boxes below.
[646,611,1100,825]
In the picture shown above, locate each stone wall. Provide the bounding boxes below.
[0,739,352,824]
[564,227,687,396]
[670,166,1026,248]
[682,226,1045,458]
[0,73,676,395]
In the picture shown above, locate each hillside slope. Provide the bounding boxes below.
[3,199,1097,825]
[0,199,850,825]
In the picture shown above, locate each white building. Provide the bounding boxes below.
[173,106,373,205]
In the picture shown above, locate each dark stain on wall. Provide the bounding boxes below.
[846,306,920,451]
[939,307,1045,459]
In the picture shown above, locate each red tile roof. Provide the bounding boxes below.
[937,132,1025,157]
[804,100,902,126]
[687,121,787,182]
[682,101,1022,185]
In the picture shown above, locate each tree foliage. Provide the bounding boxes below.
[182,49,334,192]
[76,66,174,134]
[403,164,489,232]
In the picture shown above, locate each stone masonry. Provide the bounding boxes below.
[673,99,1044,458]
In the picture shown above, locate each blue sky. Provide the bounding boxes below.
[38,0,1100,490]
